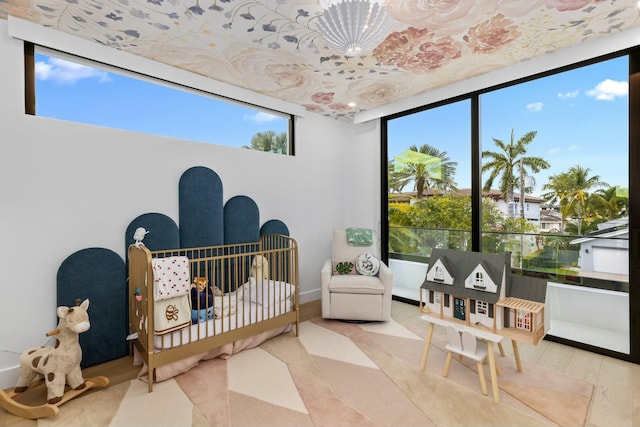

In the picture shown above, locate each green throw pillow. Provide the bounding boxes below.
[333,261,355,275]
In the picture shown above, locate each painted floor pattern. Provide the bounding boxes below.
[1,308,594,427]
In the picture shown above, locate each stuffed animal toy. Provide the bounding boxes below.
[249,255,269,283]
[190,277,222,323]
[235,256,269,301]
[14,299,90,404]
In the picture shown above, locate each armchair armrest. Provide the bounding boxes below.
[378,261,393,294]
[321,259,333,287]
[321,259,332,318]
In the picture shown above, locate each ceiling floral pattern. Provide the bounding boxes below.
[1,0,639,120]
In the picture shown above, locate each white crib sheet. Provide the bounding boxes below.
[154,287,293,350]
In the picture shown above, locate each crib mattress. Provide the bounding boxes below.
[154,289,293,350]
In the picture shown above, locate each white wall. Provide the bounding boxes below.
[0,19,381,360]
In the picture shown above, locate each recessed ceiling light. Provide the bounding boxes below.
[348,102,357,108]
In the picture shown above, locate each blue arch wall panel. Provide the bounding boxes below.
[125,212,180,253]
[57,248,127,368]
[224,195,260,245]
[179,166,224,248]
[56,166,292,368]
[260,219,289,237]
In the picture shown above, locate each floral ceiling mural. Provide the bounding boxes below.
[1,0,639,121]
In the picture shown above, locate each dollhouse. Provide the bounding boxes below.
[420,249,548,345]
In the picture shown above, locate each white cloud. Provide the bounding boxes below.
[547,145,577,155]
[586,79,628,101]
[558,90,579,99]
[243,111,281,123]
[35,57,111,85]
[526,102,543,112]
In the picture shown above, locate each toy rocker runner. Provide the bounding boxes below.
[0,299,109,419]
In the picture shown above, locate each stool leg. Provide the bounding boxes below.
[443,352,454,377]
[477,362,488,395]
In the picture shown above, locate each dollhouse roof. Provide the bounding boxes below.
[422,249,548,305]
[421,249,511,304]
[507,275,547,303]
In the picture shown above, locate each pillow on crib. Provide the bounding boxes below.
[355,253,380,276]
[241,278,293,306]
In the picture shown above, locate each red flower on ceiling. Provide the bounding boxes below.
[311,92,335,105]
[328,103,353,111]
[463,14,521,54]
[304,104,325,113]
[373,27,462,72]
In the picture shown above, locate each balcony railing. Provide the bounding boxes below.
[389,226,629,292]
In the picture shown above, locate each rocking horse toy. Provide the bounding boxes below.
[0,299,110,419]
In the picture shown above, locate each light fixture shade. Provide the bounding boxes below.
[317,0,392,57]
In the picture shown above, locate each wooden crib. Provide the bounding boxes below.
[127,234,299,391]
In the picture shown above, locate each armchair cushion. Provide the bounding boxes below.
[328,274,385,295]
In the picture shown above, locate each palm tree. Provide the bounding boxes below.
[392,144,458,198]
[543,165,608,235]
[387,159,405,193]
[567,166,609,234]
[482,129,550,218]
[590,186,628,220]
[244,130,288,154]
[541,172,574,233]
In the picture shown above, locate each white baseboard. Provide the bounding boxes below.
[299,288,321,305]
[0,350,20,390]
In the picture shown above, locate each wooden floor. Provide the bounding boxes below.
[16,299,640,426]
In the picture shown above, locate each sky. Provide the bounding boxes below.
[34,52,629,197]
[34,53,289,149]
[388,55,629,197]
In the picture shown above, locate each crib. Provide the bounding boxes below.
[127,234,299,392]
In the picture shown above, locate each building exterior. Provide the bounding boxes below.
[539,207,563,233]
[570,217,629,280]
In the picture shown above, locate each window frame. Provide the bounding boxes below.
[382,47,640,363]
[24,42,296,156]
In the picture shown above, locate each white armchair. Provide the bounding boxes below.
[321,229,393,321]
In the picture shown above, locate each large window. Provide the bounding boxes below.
[386,99,471,300]
[480,57,628,284]
[384,53,633,358]
[27,46,294,155]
